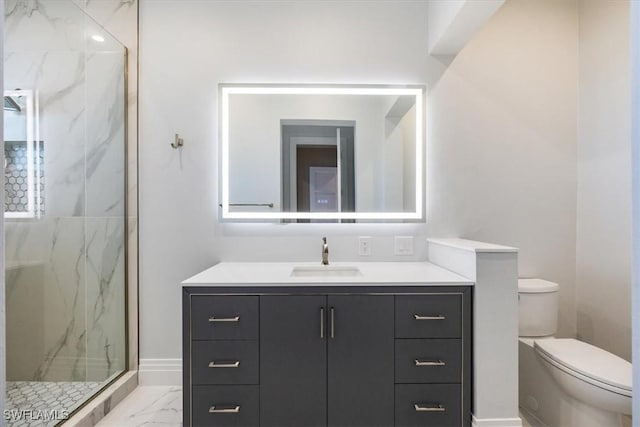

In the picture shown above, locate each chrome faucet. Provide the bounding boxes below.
[321,237,329,265]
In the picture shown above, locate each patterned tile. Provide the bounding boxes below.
[5,381,102,427]
[3,141,45,216]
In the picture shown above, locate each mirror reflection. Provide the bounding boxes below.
[221,86,423,221]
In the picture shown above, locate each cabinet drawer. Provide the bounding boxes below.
[192,341,258,385]
[191,296,258,340]
[192,385,259,427]
[395,295,461,338]
[395,339,462,383]
[395,384,461,427]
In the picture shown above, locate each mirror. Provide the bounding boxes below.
[220,85,424,221]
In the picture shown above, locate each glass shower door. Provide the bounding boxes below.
[3,1,127,425]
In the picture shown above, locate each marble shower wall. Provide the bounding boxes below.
[3,0,134,383]
[80,0,139,374]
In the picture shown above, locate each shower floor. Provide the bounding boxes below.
[6,381,103,427]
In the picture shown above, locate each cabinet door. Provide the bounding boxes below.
[260,295,327,427]
[327,295,394,427]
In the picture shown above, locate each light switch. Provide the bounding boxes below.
[394,236,414,256]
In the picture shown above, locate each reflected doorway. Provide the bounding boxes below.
[282,121,355,223]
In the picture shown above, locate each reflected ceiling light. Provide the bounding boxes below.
[91,34,105,42]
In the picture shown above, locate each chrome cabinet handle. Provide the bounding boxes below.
[320,307,325,338]
[414,403,445,412]
[209,316,240,322]
[414,359,446,366]
[414,314,445,320]
[208,361,240,368]
[209,405,240,414]
[330,307,335,338]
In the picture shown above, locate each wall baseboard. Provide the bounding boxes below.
[138,359,182,386]
[472,415,523,427]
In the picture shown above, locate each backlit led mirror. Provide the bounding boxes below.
[220,85,424,221]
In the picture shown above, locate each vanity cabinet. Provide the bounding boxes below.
[183,286,471,427]
[260,295,394,427]
[260,295,328,426]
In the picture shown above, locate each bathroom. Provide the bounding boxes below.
[1,0,638,426]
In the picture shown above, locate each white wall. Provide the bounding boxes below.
[428,0,506,56]
[140,0,580,369]
[428,0,466,54]
[139,0,437,363]
[427,0,579,337]
[576,0,632,361]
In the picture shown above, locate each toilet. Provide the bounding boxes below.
[518,278,632,427]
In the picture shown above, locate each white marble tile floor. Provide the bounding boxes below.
[95,385,535,427]
[94,386,182,427]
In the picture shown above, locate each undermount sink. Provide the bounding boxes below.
[290,265,362,278]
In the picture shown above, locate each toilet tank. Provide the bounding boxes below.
[518,278,559,337]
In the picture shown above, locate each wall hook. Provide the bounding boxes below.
[171,133,184,149]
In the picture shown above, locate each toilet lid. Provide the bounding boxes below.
[534,339,632,394]
[518,278,559,293]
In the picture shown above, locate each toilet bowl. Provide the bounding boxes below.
[518,279,632,427]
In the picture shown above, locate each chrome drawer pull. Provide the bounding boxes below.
[209,405,240,414]
[414,403,445,412]
[208,361,240,368]
[208,316,240,322]
[414,359,446,366]
[414,314,445,321]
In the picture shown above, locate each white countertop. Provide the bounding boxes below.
[427,238,518,253]
[182,261,473,287]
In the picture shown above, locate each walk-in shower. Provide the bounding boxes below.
[3,1,128,425]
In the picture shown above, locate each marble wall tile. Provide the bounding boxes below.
[71,0,85,10]
[4,217,89,382]
[84,0,137,49]
[82,0,139,381]
[4,220,50,264]
[39,217,87,382]
[3,0,137,389]
[4,0,87,52]
[4,50,87,217]
[5,218,87,382]
[86,52,126,217]
[5,218,129,383]
[81,0,139,221]
[85,217,126,381]
[5,262,45,380]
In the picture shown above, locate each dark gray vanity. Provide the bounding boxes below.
[182,262,473,427]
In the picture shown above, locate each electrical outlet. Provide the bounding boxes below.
[358,236,372,256]
[394,236,414,256]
